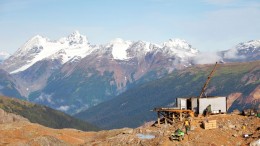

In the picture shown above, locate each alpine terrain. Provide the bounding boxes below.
[0,31,199,114]
[0,31,259,115]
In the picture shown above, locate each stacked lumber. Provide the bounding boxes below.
[203,120,217,130]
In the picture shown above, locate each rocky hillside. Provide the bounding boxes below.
[0,113,259,145]
[0,95,99,131]
[76,61,260,129]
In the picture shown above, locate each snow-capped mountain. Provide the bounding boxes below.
[0,51,10,63]
[104,38,199,61]
[221,40,260,62]
[161,39,198,59]
[2,31,95,74]
[2,31,198,75]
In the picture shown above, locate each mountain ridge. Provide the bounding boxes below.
[2,31,199,74]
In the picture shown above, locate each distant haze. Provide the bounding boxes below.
[0,0,259,54]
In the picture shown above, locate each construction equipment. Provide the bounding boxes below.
[170,129,185,141]
[197,62,218,113]
[198,62,218,98]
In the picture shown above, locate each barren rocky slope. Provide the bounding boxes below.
[0,113,259,146]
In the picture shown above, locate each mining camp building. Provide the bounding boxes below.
[176,96,227,114]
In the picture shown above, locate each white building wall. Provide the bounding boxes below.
[199,97,227,114]
[180,99,187,110]
[176,98,187,109]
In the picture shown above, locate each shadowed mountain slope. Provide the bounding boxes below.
[0,95,99,131]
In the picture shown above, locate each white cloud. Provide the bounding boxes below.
[57,105,70,112]
[223,48,245,59]
[193,52,222,64]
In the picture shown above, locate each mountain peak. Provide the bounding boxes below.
[29,35,48,43]
[15,35,48,54]
[163,38,189,48]
[162,38,199,55]
[66,31,88,46]
[72,30,80,35]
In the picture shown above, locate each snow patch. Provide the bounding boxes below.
[109,38,132,60]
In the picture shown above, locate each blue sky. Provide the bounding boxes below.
[0,0,259,54]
